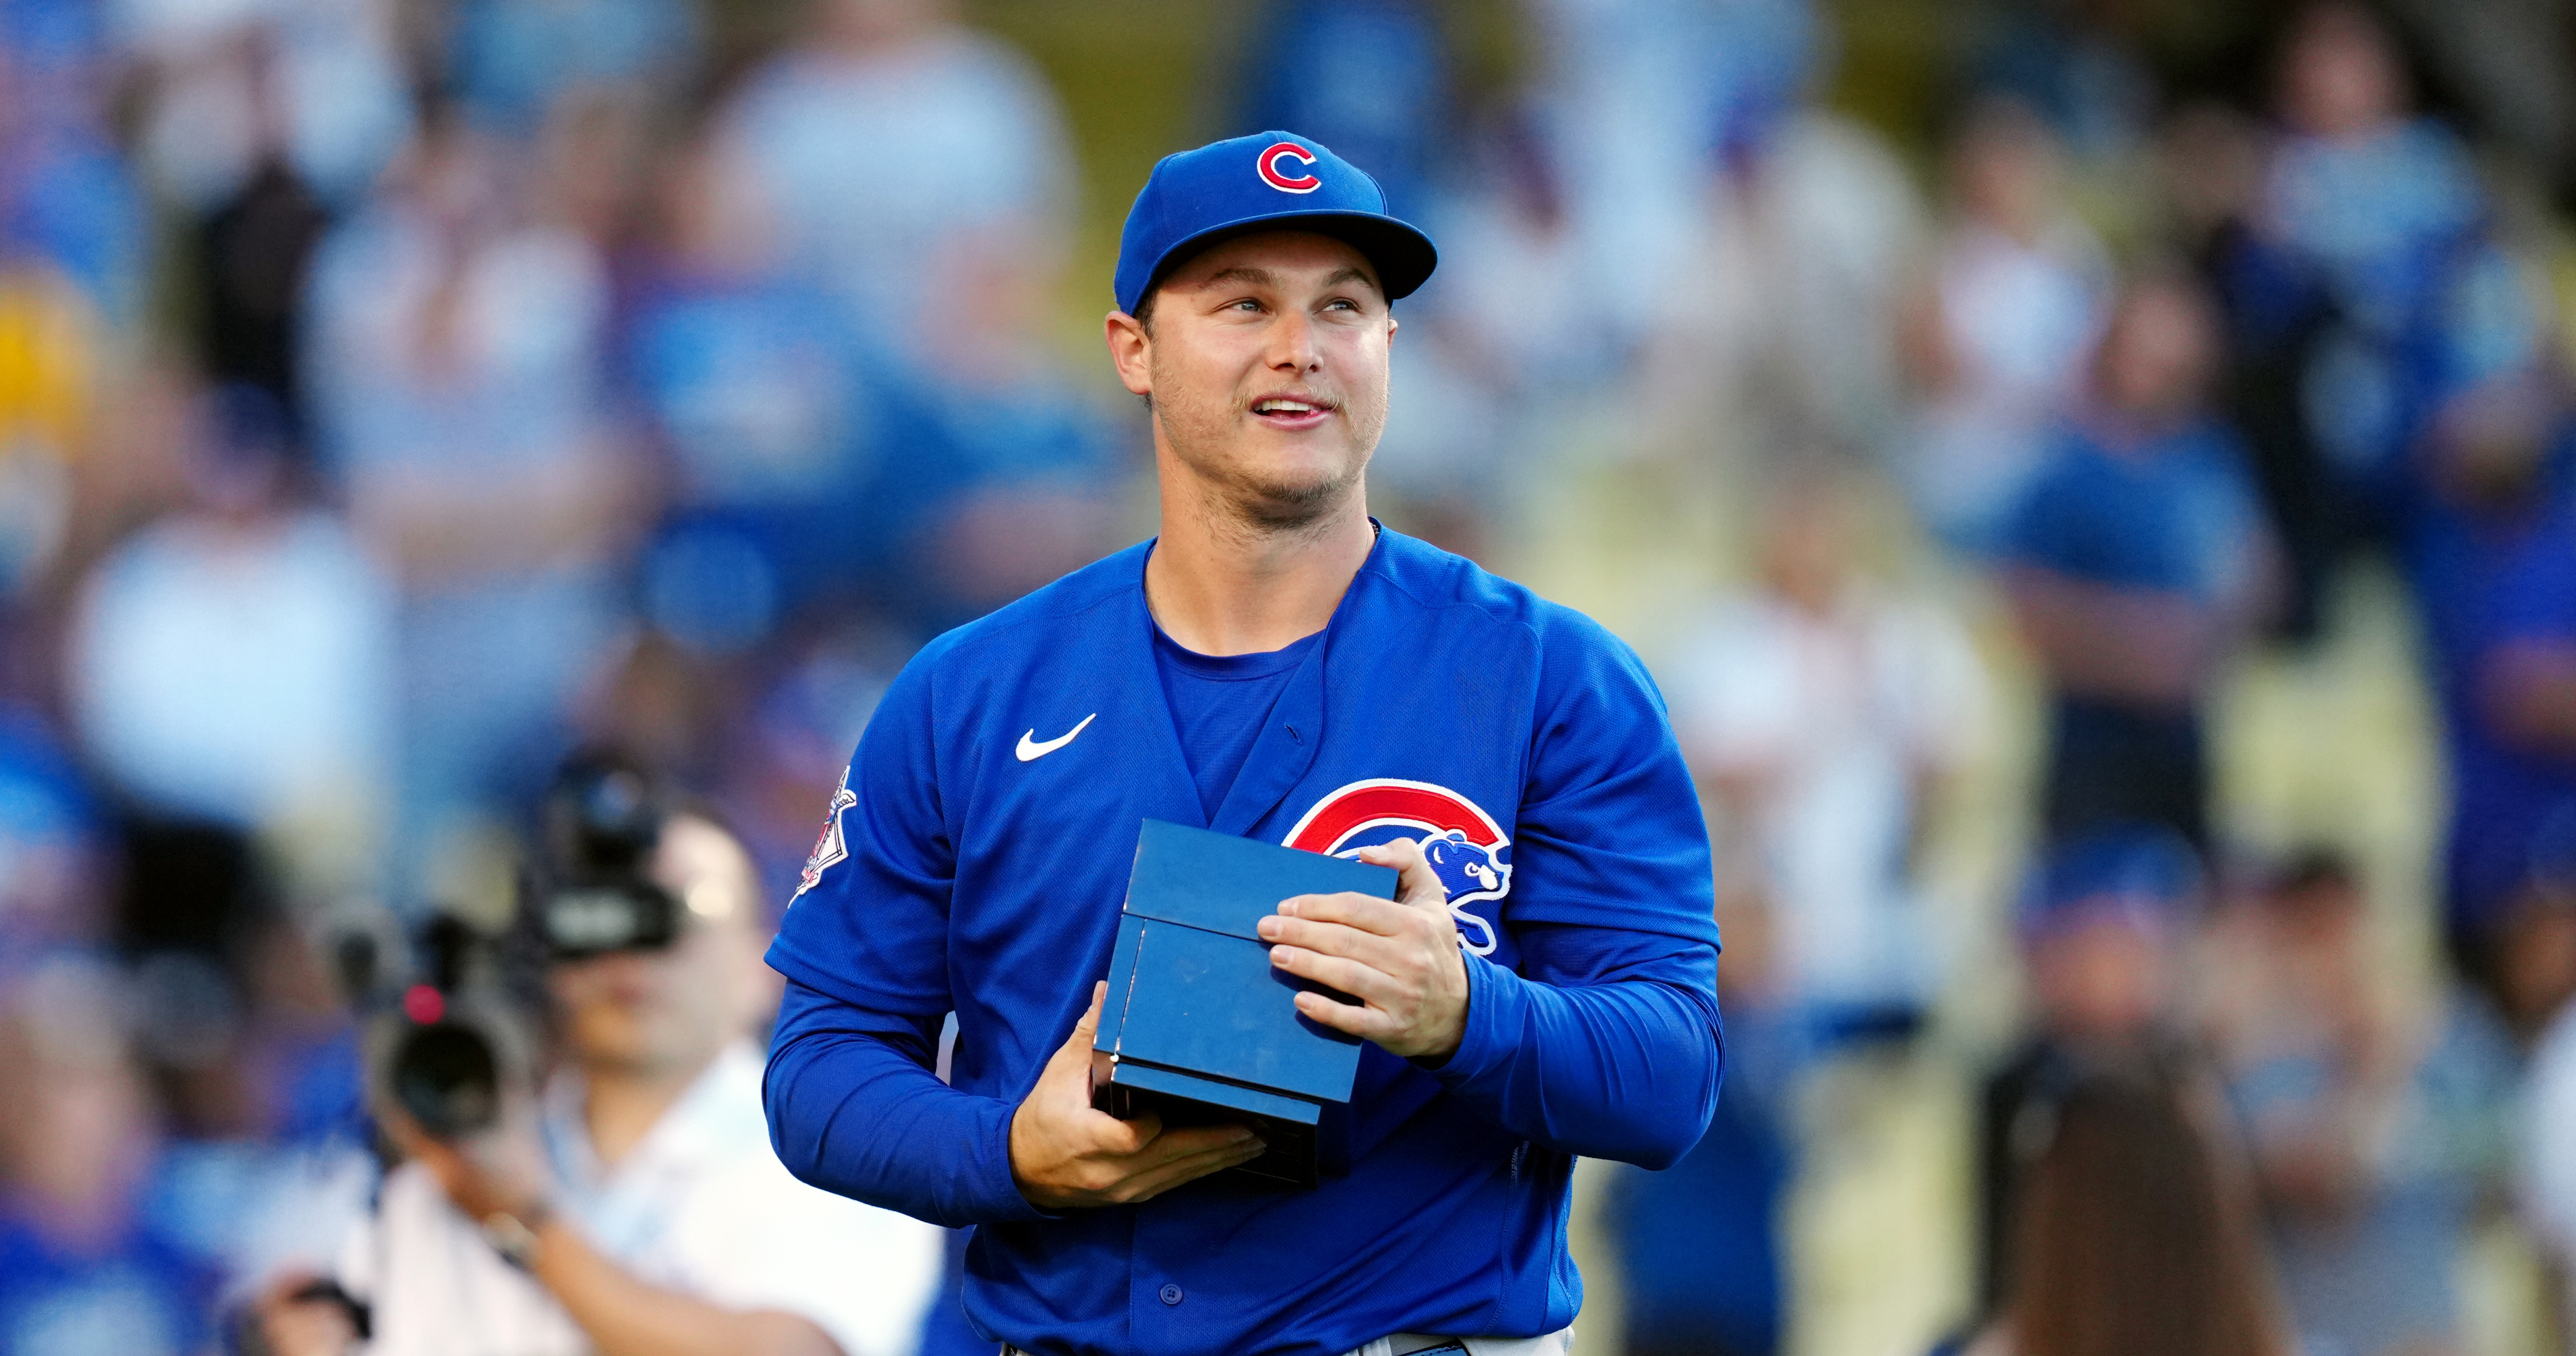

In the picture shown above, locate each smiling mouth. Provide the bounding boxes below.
[1251,397,1333,427]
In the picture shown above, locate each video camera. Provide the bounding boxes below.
[374,755,687,1142]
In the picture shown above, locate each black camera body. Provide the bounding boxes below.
[531,755,684,962]
[368,913,533,1143]
[373,755,687,1143]
[534,879,677,957]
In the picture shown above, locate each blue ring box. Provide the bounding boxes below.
[1090,819,1400,1188]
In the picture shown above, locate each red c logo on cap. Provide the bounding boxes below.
[1257,141,1322,194]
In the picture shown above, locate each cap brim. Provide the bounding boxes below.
[1136,210,1437,313]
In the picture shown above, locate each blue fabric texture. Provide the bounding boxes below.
[1152,625,1317,818]
[764,527,1723,1356]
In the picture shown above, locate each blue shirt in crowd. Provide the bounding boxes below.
[2006,416,2266,605]
[2401,466,2576,931]
[0,1212,214,1356]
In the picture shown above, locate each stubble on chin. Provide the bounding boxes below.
[1232,458,1363,530]
[1154,392,1384,535]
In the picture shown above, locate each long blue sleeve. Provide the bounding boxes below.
[767,933,1723,1222]
[1429,923,1724,1170]
[765,980,1050,1229]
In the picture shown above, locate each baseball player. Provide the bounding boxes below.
[764,130,1725,1356]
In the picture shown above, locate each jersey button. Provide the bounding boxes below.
[1159,1283,1184,1306]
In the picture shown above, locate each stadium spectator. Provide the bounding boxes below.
[1604,860,1797,1356]
[65,384,394,876]
[1712,106,1927,465]
[1230,0,1446,216]
[119,0,412,213]
[0,956,218,1356]
[2003,268,2275,850]
[444,0,699,139]
[1663,461,1986,1044]
[1975,828,2201,1319]
[1960,1,2156,174]
[2198,850,2516,1356]
[302,110,631,898]
[2256,1,2480,458]
[2396,368,2576,1022]
[715,0,1074,355]
[1896,95,2110,555]
[254,810,942,1356]
[620,129,901,656]
[1519,0,1810,349]
[185,138,332,438]
[1363,104,1601,546]
[0,18,145,325]
[2218,1,2485,639]
[1948,1070,2289,1356]
[711,0,1116,634]
[144,898,376,1299]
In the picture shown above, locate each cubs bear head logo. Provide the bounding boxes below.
[1420,831,1507,901]
[1283,778,1510,955]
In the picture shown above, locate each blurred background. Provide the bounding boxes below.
[4,0,2576,1352]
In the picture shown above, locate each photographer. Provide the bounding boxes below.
[256,775,940,1356]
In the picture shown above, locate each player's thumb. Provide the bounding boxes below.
[1356,838,1445,911]
[1060,980,1108,1060]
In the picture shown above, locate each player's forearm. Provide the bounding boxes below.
[1429,955,1723,1169]
[531,1222,842,1356]
[765,980,1051,1228]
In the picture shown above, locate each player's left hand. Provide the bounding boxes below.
[1258,837,1469,1062]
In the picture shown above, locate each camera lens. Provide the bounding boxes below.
[390,1022,500,1139]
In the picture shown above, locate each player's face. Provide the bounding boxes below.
[1114,231,1394,525]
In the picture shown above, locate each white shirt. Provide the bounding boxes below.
[69,511,395,831]
[719,28,1072,336]
[1665,586,1986,1012]
[341,1043,942,1356]
[1907,218,2111,544]
[2525,1001,2576,1332]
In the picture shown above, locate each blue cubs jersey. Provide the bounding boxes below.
[765,527,1723,1356]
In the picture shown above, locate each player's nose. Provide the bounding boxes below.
[1264,307,1321,372]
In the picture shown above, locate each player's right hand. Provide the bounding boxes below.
[1009,981,1268,1209]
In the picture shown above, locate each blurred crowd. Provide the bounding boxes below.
[2,0,2576,1353]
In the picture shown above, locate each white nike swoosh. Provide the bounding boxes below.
[1015,713,1098,762]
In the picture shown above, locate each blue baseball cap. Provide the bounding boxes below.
[1113,130,1436,317]
[2017,826,2203,942]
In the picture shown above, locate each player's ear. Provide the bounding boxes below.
[1105,310,1154,398]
